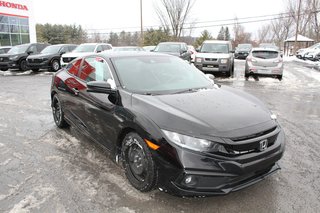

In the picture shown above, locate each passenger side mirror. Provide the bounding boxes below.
[87,81,116,94]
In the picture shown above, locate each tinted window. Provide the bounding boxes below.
[154,43,181,53]
[112,55,211,93]
[59,46,68,53]
[41,45,61,54]
[252,51,279,59]
[96,45,103,53]
[68,45,77,52]
[29,45,37,53]
[67,59,82,76]
[78,56,113,82]
[102,45,111,50]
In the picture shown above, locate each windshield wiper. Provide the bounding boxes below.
[172,87,208,94]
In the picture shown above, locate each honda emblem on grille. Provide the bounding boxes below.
[259,139,268,151]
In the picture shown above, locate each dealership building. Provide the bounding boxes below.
[0,0,36,46]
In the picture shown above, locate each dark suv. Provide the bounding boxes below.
[27,44,77,72]
[153,42,192,62]
[0,43,49,71]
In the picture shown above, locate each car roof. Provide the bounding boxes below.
[203,40,230,44]
[80,43,111,46]
[251,47,279,52]
[99,51,172,59]
[158,42,186,45]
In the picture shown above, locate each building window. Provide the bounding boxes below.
[0,15,30,46]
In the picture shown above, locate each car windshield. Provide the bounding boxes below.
[252,50,279,59]
[154,44,181,53]
[112,55,212,94]
[73,44,96,53]
[7,44,29,54]
[41,45,61,54]
[237,44,251,50]
[200,43,229,53]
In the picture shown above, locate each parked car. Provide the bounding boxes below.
[188,45,197,63]
[60,43,112,67]
[143,45,156,52]
[234,43,252,59]
[0,43,49,71]
[26,44,77,72]
[51,52,285,196]
[112,46,145,51]
[153,42,191,62]
[0,46,12,54]
[245,48,283,81]
[296,43,320,59]
[194,40,234,77]
[303,47,320,61]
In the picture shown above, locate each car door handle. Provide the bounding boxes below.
[72,88,79,96]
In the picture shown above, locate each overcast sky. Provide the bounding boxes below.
[32,0,285,38]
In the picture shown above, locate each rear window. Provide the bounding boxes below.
[252,51,278,59]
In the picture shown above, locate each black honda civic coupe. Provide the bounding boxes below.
[51,52,285,196]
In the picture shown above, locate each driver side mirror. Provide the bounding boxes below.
[87,81,116,94]
[27,51,33,55]
[60,51,66,55]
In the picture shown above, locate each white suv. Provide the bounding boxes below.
[61,43,112,67]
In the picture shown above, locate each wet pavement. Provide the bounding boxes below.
[0,61,319,213]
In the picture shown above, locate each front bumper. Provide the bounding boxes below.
[195,61,230,73]
[27,61,50,70]
[0,61,19,69]
[155,128,285,196]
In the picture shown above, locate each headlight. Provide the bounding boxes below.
[220,59,228,64]
[9,56,18,60]
[195,57,203,63]
[162,129,226,152]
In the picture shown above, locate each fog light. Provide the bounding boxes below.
[185,176,192,184]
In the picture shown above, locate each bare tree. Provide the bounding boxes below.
[233,18,252,47]
[155,0,196,40]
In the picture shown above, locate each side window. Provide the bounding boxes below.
[102,45,111,51]
[66,59,82,76]
[60,46,68,53]
[28,45,37,53]
[68,45,76,52]
[78,56,113,83]
[96,45,103,53]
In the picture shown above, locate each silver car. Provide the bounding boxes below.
[245,48,283,81]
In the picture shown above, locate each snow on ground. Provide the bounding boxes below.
[0,70,53,76]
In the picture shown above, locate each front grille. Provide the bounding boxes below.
[0,57,9,62]
[63,57,75,63]
[205,58,217,61]
[220,127,280,156]
[27,58,43,63]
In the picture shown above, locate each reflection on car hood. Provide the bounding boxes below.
[62,52,92,58]
[196,53,230,58]
[27,53,57,59]
[131,86,276,139]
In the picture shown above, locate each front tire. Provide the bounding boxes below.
[277,75,283,81]
[122,132,158,192]
[32,68,39,72]
[52,94,68,128]
[0,68,8,71]
[51,59,60,72]
[19,59,28,71]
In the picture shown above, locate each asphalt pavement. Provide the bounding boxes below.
[0,60,319,213]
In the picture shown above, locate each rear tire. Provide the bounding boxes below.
[52,94,68,128]
[277,75,283,81]
[0,68,8,71]
[122,132,158,192]
[32,68,39,72]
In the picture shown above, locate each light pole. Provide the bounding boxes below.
[294,0,302,55]
[140,0,144,46]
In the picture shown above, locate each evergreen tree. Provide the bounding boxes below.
[217,26,225,40]
[194,30,213,48]
[225,27,230,41]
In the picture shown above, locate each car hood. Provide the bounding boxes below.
[62,52,92,58]
[27,53,57,59]
[0,53,25,58]
[131,86,276,139]
[156,52,181,57]
[196,52,230,59]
